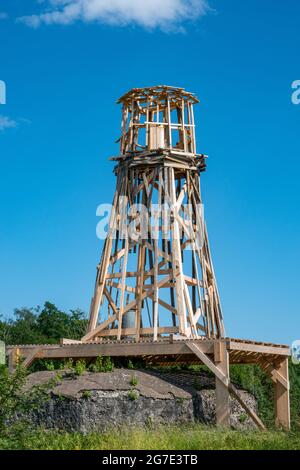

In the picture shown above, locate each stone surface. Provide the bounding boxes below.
[26,369,258,432]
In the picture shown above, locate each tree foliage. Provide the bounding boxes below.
[0,302,88,345]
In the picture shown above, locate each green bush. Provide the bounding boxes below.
[64,358,74,372]
[45,361,55,371]
[128,390,139,401]
[230,362,300,430]
[230,364,274,427]
[0,363,58,441]
[89,356,114,373]
[74,360,86,376]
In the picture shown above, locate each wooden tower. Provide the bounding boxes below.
[83,86,225,343]
[6,85,291,431]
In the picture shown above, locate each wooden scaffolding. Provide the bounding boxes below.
[86,85,224,343]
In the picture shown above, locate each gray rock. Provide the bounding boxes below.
[25,369,258,432]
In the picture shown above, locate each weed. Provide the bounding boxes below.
[89,356,114,373]
[74,360,86,376]
[128,390,139,401]
[45,361,55,371]
[130,375,138,387]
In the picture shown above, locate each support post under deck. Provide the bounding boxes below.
[274,358,290,431]
[214,341,230,427]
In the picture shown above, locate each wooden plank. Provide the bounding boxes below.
[60,338,82,345]
[153,237,159,341]
[117,237,130,340]
[186,342,228,385]
[97,326,179,337]
[157,298,177,315]
[229,340,290,357]
[8,347,20,373]
[106,280,136,294]
[183,283,198,339]
[215,341,230,427]
[22,348,42,369]
[103,288,119,316]
[274,358,290,431]
[46,340,215,359]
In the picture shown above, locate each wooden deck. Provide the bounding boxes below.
[6,336,290,365]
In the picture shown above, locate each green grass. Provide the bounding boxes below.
[1,425,300,450]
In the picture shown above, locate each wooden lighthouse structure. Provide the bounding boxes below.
[84,85,225,343]
[6,86,291,431]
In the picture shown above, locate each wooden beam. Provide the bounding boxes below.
[82,314,117,342]
[214,341,230,427]
[117,237,130,340]
[274,358,290,431]
[8,347,20,373]
[22,348,42,369]
[187,342,228,385]
[103,287,118,314]
[97,326,179,337]
[229,340,290,357]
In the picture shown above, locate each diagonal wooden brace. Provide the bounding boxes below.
[187,341,266,430]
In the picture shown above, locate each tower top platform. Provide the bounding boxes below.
[117,85,199,156]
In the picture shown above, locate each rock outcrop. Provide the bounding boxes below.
[26,369,257,432]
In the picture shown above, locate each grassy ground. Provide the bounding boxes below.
[1,425,300,450]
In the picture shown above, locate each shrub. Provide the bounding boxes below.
[82,390,92,399]
[128,389,139,401]
[0,363,57,441]
[74,360,86,376]
[103,356,114,372]
[45,361,55,371]
[130,375,138,386]
[64,358,74,372]
[89,356,114,373]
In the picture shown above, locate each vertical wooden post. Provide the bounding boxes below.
[274,358,290,431]
[8,347,20,373]
[215,341,230,427]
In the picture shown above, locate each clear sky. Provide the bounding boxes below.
[0,0,299,345]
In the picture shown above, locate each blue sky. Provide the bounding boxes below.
[0,0,299,344]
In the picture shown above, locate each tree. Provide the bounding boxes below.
[0,317,12,344]
[0,302,88,345]
[8,308,46,345]
[37,302,87,342]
